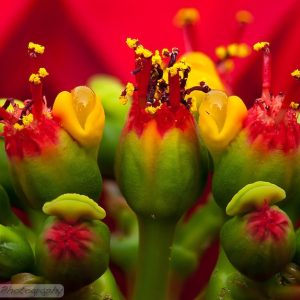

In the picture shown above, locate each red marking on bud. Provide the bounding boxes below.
[3,116,59,158]
[244,94,300,152]
[45,221,92,260]
[247,204,289,242]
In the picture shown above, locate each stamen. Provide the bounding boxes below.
[28,42,45,58]
[253,42,271,98]
[174,8,200,52]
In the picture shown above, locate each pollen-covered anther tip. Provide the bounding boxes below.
[236,10,253,24]
[135,45,152,58]
[29,73,41,85]
[126,37,139,49]
[151,50,162,66]
[291,69,300,80]
[28,42,45,56]
[253,41,270,52]
[119,82,135,105]
[174,7,200,27]
[38,67,49,78]
[290,101,300,110]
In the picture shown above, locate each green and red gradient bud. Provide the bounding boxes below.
[0,43,104,209]
[115,39,208,220]
[221,182,296,280]
[212,42,300,220]
[35,194,110,291]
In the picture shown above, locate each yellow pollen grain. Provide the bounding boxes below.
[237,43,251,58]
[13,123,24,131]
[291,69,300,79]
[126,82,135,96]
[236,10,253,24]
[253,41,270,51]
[168,66,178,77]
[215,46,227,60]
[174,8,200,27]
[135,45,153,58]
[145,106,159,115]
[290,102,300,109]
[38,67,49,78]
[44,111,52,119]
[162,48,170,57]
[119,95,128,105]
[126,38,139,49]
[29,73,41,85]
[22,113,34,126]
[152,50,162,66]
[28,42,45,54]
[227,43,239,57]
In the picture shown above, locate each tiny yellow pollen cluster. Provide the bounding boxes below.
[38,67,49,78]
[29,67,49,85]
[215,43,250,60]
[135,45,152,58]
[29,73,41,85]
[22,113,34,126]
[190,96,198,112]
[152,50,162,66]
[174,7,200,27]
[236,10,254,24]
[28,42,45,55]
[119,82,135,105]
[290,101,300,110]
[291,69,300,80]
[168,59,190,77]
[145,105,160,115]
[253,41,270,52]
[13,123,24,131]
[126,38,139,49]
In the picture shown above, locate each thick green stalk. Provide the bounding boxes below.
[133,216,176,300]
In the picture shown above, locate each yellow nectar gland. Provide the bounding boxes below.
[253,41,270,52]
[291,69,300,80]
[174,8,200,27]
[28,42,45,55]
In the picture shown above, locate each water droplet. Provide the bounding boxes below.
[201,90,228,132]
[71,86,96,129]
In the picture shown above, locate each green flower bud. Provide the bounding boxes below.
[115,43,208,221]
[0,225,34,279]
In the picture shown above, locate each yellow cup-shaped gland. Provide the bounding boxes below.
[52,86,105,150]
[182,52,226,112]
[183,52,225,91]
[198,90,247,158]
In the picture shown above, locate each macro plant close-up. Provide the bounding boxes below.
[1,0,300,299]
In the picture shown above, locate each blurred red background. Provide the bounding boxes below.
[1,0,300,105]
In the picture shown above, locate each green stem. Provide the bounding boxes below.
[133,216,176,300]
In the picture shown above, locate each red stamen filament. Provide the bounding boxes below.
[262,46,271,98]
